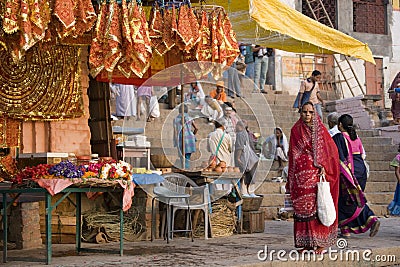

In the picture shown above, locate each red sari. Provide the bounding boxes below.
[287,115,340,248]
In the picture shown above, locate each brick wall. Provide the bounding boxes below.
[9,202,42,249]
[21,47,91,156]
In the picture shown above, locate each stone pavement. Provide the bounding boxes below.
[2,217,400,267]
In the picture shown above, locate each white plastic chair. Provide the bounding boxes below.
[151,173,212,242]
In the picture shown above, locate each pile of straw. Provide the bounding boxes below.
[82,207,143,242]
[194,199,236,238]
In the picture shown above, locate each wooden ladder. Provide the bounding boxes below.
[304,0,366,97]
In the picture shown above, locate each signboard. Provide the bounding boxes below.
[281,56,313,77]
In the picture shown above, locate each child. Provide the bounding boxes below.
[388,143,400,215]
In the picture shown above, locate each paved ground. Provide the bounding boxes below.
[2,217,400,267]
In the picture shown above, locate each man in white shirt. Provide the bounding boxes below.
[207,120,232,165]
[327,112,341,137]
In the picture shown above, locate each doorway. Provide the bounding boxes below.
[365,58,384,107]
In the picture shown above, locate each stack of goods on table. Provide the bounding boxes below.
[13,158,134,187]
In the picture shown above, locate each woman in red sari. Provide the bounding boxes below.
[286,102,340,253]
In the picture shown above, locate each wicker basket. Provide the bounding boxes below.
[150,154,173,168]
[242,195,263,212]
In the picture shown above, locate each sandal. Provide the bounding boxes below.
[369,220,380,237]
[315,247,327,255]
[338,233,351,239]
[297,247,313,253]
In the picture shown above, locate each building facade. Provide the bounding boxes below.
[274,0,400,109]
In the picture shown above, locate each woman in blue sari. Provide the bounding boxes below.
[173,104,198,169]
[388,144,400,215]
[332,114,380,238]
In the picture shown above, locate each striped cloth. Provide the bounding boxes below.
[173,114,196,154]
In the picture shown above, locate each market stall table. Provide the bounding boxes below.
[175,170,243,232]
[0,184,128,265]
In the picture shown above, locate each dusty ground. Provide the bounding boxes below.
[2,218,400,267]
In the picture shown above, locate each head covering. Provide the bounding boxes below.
[216,80,225,87]
[390,72,400,91]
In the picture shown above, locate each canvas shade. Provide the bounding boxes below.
[208,0,375,64]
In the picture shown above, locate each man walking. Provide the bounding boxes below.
[252,45,271,93]
[297,70,324,118]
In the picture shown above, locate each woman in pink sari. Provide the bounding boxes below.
[332,114,380,238]
[286,102,340,253]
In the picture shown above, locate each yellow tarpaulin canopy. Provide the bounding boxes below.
[208,0,375,64]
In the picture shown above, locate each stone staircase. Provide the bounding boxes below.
[116,77,397,219]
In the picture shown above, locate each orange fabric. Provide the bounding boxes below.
[210,89,227,102]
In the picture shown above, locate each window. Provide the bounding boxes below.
[353,0,387,34]
[302,0,337,28]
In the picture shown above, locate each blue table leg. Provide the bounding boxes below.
[76,192,82,253]
[2,193,7,263]
[45,193,52,265]
[237,180,243,233]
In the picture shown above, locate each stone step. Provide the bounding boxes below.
[266,170,282,179]
[368,161,393,171]
[360,137,393,146]
[259,194,285,207]
[358,129,382,137]
[363,144,397,153]
[365,192,393,205]
[260,206,282,219]
[365,182,398,193]
[255,182,285,194]
[366,152,397,161]
[368,204,389,216]
[369,171,395,182]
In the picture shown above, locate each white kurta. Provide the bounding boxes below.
[110,83,137,117]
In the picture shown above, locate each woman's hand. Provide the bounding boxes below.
[319,167,326,176]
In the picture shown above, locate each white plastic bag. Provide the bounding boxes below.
[317,174,336,227]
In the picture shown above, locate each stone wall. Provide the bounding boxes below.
[325,95,374,129]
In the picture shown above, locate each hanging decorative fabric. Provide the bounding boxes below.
[2,0,20,34]
[130,3,152,77]
[104,0,123,73]
[54,0,97,39]
[1,0,51,61]
[89,1,108,77]
[0,45,84,120]
[148,7,168,56]
[0,116,21,148]
[162,8,176,51]
[196,10,213,69]
[90,0,152,80]
[175,5,192,51]
[221,9,240,67]
[175,5,200,52]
